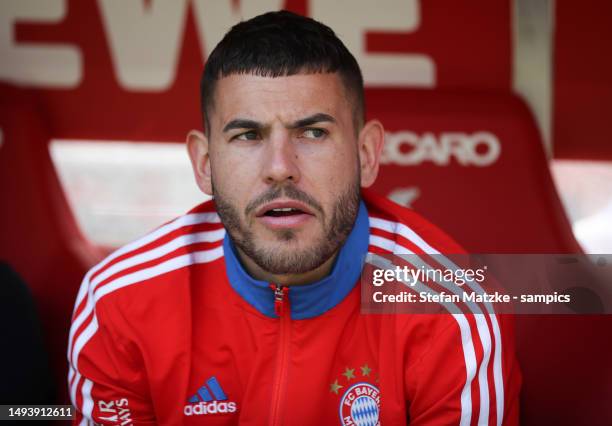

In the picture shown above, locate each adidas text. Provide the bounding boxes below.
[184,400,237,416]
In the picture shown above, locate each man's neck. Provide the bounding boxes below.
[234,246,338,286]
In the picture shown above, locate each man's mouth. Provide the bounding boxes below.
[263,207,306,217]
[255,201,315,229]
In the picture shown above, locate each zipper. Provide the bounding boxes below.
[269,284,291,426]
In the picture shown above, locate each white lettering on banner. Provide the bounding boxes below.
[382,131,501,166]
[311,0,435,87]
[98,0,189,91]
[192,0,283,58]
[0,0,435,90]
[99,0,283,90]
[0,0,81,87]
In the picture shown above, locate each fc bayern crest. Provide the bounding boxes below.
[339,382,380,426]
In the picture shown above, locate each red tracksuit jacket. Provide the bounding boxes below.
[68,189,521,425]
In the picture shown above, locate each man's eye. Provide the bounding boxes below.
[301,128,327,139]
[234,131,259,141]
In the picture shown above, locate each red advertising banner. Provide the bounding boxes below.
[0,0,511,141]
[553,1,612,159]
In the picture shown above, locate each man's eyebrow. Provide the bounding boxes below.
[222,113,336,133]
[223,119,263,133]
[288,113,336,129]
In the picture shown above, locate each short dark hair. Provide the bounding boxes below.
[200,10,364,133]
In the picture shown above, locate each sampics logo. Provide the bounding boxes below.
[184,376,237,416]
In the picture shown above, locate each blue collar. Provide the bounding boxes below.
[223,201,369,319]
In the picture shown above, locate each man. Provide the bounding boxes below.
[68,10,520,425]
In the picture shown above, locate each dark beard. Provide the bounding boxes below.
[214,181,361,275]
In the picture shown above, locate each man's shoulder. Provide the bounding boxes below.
[78,199,226,311]
[363,189,464,254]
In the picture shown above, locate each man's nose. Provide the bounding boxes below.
[261,130,301,185]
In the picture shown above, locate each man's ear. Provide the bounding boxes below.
[357,119,385,188]
[186,130,213,196]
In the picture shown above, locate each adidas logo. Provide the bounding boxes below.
[184,376,237,416]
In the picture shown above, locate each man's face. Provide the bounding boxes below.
[206,73,362,275]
